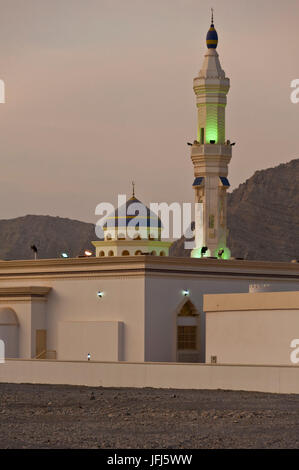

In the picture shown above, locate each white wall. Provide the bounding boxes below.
[43,277,145,362]
[0,264,298,364]
[2,359,299,395]
[206,308,299,365]
[0,278,145,362]
[57,321,123,361]
[144,276,254,362]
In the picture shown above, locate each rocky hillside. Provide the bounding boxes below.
[0,159,298,262]
[0,215,95,260]
[170,159,299,262]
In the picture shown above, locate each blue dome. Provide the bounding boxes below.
[104,196,162,229]
[206,23,218,49]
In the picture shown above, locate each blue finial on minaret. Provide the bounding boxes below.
[206,8,218,49]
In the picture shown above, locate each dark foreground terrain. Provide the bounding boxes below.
[0,383,299,449]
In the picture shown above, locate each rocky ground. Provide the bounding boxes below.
[0,383,299,449]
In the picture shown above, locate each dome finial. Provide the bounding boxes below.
[211,7,214,25]
[132,180,135,198]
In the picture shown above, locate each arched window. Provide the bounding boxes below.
[135,250,142,255]
[160,251,165,257]
[178,300,197,317]
[108,250,114,257]
[151,250,157,256]
[122,250,130,256]
[99,251,105,257]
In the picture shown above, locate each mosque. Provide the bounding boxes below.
[0,15,298,372]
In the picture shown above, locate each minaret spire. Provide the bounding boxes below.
[132,181,135,198]
[206,10,218,49]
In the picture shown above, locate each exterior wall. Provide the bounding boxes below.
[2,359,299,395]
[205,291,299,365]
[0,257,297,365]
[0,277,144,362]
[44,277,145,362]
[144,276,255,363]
[57,321,123,361]
[0,300,46,359]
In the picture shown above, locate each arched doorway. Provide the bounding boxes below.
[176,300,200,363]
[0,307,19,358]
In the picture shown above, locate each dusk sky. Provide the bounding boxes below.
[0,0,298,223]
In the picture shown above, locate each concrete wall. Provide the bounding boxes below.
[1,359,299,395]
[57,321,123,361]
[205,291,299,365]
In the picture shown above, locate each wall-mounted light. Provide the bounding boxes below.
[61,252,69,258]
[182,289,190,297]
[97,290,104,298]
[87,353,91,361]
[84,250,93,257]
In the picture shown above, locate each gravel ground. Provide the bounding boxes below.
[0,383,299,449]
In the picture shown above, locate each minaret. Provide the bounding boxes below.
[191,12,232,259]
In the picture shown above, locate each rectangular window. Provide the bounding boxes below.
[177,326,197,350]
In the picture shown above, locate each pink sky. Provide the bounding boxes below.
[0,0,298,223]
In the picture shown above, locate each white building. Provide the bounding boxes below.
[0,16,298,370]
[0,257,298,364]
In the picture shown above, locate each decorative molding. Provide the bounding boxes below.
[0,286,51,298]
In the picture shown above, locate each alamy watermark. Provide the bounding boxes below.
[0,80,5,103]
[290,79,299,104]
[95,195,197,249]
[290,339,299,364]
[0,340,4,363]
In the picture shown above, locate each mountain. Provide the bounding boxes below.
[170,159,299,262]
[0,159,298,262]
[0,215,95,260]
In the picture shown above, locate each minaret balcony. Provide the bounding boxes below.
[191,143,232,158]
